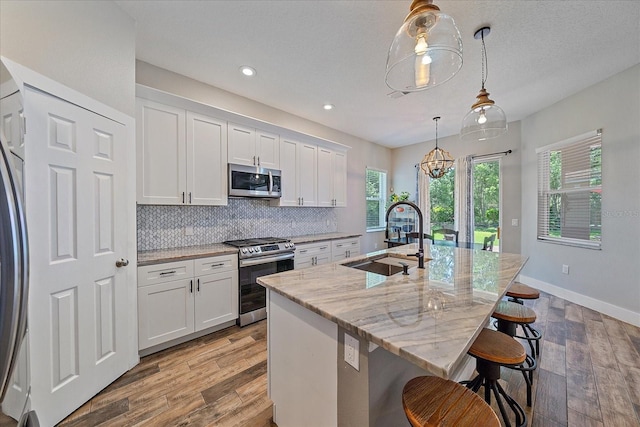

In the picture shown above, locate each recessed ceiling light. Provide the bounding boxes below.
[323,104,334,111]
[240,66,256,77]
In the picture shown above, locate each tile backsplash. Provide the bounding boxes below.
[137,198,337,251]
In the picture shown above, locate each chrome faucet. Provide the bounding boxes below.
[385,201,425,269]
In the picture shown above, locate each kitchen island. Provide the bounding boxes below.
[258,243,528,427]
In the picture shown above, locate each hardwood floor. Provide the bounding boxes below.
[56,291,640,427]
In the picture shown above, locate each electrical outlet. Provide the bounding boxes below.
[512,219,519,226]
[344,333,359,371]
[562,264,569,274]
[185,226,194,236]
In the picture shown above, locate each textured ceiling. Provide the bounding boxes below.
[116,0,640,148]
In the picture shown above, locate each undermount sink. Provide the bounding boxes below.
[342,254,415,276]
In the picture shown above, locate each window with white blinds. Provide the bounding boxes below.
[537,129,602,249]
[366,168,387,230]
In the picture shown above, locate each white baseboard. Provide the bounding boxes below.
[518,275,640,327]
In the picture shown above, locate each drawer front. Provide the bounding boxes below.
[194,254,237,276]
[138,260,194,287]
[296,242,330,258]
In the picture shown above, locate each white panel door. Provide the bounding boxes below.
[317,147,333,207]
[227,122,256,166]
[0,91,25,159]
[24,87,130,426]
[256,130,279,169]
[136,98,186,204]
[137,278,195,349]
[186,111,227,206]
[278,139,300,206]
[194,270,238,331]
[298,143,318,206]
[333,151,347,207]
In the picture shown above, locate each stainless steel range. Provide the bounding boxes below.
[224,237,295,326]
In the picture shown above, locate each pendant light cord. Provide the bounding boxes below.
[481,31,488,90]
[433,116,440,148]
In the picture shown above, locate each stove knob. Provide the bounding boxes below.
[248,247,254,253]
[255,247,261,253]
[241,248,248,254]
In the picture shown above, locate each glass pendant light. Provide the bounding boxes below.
[385,0,463,92]
[421,117,454,179]
[461,26,507,141]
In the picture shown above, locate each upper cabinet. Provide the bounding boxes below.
[228,122,279,169]
[137,99,227,206]
[274,138,348,208]
[317,148,347,207]
[276,139,317,207]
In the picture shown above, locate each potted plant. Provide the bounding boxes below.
[389,191,410,211]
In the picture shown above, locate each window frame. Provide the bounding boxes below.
[365,167,388,232]
[536,129,602,249]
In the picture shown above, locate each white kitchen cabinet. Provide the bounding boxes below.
[317,148,347,207]
[137,254,238,350]
[331,237,361,261]
[295,241,331,269]
[228,122,279,169]
[136,98,227,205]
[275,138,318,207]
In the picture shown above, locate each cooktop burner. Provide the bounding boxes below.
[224,237,295,259]
[223,237,289,247]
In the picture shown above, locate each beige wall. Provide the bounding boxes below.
[520,64,640,318]
[390,121,523,254]
[136,61,393,253]
[0,0,135,116]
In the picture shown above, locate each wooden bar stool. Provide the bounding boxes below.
[462,328,527,427]
[492,300,539,406]
[506,282,540,304]
[402,376,500,427]
[505,283,542,358]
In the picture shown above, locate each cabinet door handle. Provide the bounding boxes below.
[197,278,200,292]
[182,192,185,204]
[301,197,304,205]
[190,279,193,293]
[299,249,308,254]
[257,156,261,166]
[253,155,256,166]
[189,192,192,204]
[320,246,327,250]
[210,262,225,268]
[159,270,177,276]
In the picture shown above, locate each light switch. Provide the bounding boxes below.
[511,219,519,226]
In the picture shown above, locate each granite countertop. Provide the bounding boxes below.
[137,243,238,266]
[137,232,363,266]
[289,232,361,244]
[257,244,528,378]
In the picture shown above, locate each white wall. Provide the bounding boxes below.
[520,64,640,323]
[391,121,523,254]
[0,0,135,116]
[136,61,393,253]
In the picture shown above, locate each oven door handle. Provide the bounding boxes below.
[240,252,295,267]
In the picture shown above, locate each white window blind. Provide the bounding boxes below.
[366,168,387,230]
[536,129,602,249]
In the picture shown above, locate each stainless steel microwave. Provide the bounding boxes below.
[228,163,282,199]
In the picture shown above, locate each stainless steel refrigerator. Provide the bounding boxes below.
[0,61,38,427]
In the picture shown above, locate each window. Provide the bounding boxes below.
[537,129,602,249]
[429,167,455,231]
[366,168,387,230]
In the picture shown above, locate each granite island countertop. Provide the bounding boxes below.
[258,243,528,378]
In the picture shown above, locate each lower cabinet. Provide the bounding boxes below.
[295,241,331,269]
[295,237,361,269]
[137,254,238,350]
[331,238,361,261]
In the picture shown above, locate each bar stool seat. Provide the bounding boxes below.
[493,300,539,406]
[462,328,527,427]
[506,282,540,302]
[402,376,500,427]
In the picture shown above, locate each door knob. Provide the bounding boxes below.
[116,258,129,268]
